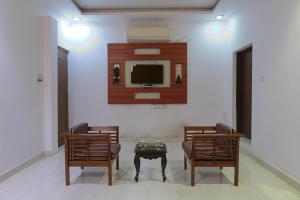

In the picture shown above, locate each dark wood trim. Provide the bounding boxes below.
[212,0,221,11]
[236,43,253,54]
[58,46,69,147]
[82,8,213,14]
[71,0,82,12]
[236,46,252,140]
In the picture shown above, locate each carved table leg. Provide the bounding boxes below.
[161,154,167,182]
[134,154,140,182]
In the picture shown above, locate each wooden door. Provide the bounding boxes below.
[58,47,69,146]
[236,46,252,140]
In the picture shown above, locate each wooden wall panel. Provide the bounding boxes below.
[108,43,187,104]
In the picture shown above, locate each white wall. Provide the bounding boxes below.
[58,21,232,138]
[42,17,58,155]
[0,1,43,175]
[0,1,57,175]
[229,0,300,182]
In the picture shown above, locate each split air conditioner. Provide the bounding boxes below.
[127,26,169,43]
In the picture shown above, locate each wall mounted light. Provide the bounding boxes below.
[72,17,81,22]
[216,15,224,20]
[203,22,230,41]
[60,21,91,41]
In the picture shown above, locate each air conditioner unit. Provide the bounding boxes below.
[127,26,169,43]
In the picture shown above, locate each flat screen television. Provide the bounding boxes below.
[131,64,164,84]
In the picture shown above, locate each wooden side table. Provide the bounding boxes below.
[134,142,167,182]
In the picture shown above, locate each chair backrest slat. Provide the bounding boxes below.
[184,126,216,141]
[88,126,119,144]
[192,134,240,162]
[65,134,111,162]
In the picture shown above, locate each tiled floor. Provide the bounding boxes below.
[0,139,299,200]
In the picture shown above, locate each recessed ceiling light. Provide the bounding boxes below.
[72,17,81,22]
[216,15,224,20]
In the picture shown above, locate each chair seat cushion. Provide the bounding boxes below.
[111,143,121,159]
[182,141,192,159]
[87,143,121,160]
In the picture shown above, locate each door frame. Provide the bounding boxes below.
[58,46,69,147]
[232,43,253,143]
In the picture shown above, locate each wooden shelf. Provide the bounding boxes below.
[108,43,187,104]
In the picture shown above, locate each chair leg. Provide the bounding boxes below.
[184,156,187,170]
[116,157,119,170]
[65,164,70,186]
[108,164,112,186]
[234,165,239,186]
[191,165,195,186]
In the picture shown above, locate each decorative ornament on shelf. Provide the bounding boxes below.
[113,64,120,84]
[176,74,182,84]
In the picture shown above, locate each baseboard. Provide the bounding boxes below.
[0,152,45,182]
[240,145,300,191]
[44,150,59,157]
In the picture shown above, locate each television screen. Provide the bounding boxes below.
[131,64,163,84]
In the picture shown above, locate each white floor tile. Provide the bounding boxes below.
[0,140,299,200]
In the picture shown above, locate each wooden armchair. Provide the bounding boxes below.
[63,123,120,186]
[182,124,242,186]
[86,125,120,170]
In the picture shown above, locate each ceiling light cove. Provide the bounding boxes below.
[71,0,220,14]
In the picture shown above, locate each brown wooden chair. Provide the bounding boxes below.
[64,123,120,186]
[86,125,120,170]
[182,124,242,186]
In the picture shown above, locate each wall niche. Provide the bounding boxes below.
[108,43,187,104]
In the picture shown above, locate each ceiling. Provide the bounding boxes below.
[45,0,235,24]
[72,0,219,12]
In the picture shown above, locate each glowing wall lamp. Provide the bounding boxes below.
[203,22,230,41]
[216,15,224,20]
[72,17,81,22]
[60,22,91,42]
[59,21,98,51]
